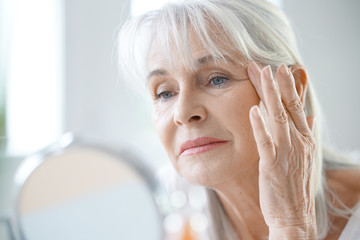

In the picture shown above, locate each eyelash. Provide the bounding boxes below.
[154,75,230,101]
[208,75,230,88]
[156,91,174,101]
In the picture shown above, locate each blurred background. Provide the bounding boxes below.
[0,0,359,238]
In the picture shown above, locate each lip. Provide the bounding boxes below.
[179,137,228,156]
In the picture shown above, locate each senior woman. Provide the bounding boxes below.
[118,0,360,239]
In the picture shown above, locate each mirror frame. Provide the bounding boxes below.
[9,132,171,240]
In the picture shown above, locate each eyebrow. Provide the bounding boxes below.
[196,55,237,66]
[146,69,168,80]
[146,55,235,81]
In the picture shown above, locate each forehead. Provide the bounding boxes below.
[147,30,209,70]
[146,27,245,75]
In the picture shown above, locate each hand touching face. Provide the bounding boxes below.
[147,40,261,187]
[247,63,317,238]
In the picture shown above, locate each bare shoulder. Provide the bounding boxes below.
[326,168,360,209]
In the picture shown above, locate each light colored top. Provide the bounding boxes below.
[339,202,360,240]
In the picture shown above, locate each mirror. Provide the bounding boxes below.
[10,133,171,240]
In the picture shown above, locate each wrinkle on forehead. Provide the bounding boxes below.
[146,26,247,78]
[147,54,238,81]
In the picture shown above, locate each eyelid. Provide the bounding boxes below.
[153,80,178,102]
[151,78,171,94]
[207,72,230,80]
[154,90,178,103]
[207,73,230,86]
[156,91,172,99]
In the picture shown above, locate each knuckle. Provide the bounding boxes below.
[304,133,316,149]
[301,129,314,140]
[301,137,317,159]
[274,107,288,124]
[287,98,303,112]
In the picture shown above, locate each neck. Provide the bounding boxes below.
[211,163,269,239]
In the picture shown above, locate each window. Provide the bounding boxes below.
[2,0,64,156]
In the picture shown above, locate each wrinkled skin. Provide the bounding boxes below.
[145,32,352,239]
[247,63,317,238]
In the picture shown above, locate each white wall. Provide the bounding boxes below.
[283,0,360,151]
[3,0,64,156]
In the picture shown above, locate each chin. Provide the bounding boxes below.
[174,150,250,188]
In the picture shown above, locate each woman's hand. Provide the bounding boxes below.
[247,63,317,239]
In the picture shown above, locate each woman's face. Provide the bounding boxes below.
[147,35,261,187]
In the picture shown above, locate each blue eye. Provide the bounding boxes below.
[157,91,173,100]
[210,76,229,87]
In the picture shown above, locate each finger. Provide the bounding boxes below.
[249,105,276,163]
[306,116,317,144]
[277,64,312,137]
[261,65,291,146]
[306,116,316,131]
[247,62,266,108]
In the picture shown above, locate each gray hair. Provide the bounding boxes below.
[117,0,359,238]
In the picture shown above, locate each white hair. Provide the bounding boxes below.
[117,0,359,238]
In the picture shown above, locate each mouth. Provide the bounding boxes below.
[179,137,228,156]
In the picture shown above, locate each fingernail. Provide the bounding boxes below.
[263,65,273,79]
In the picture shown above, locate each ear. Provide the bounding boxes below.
[290,64,308,105]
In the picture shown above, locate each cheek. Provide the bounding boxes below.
[217,83,260,153]
[221,82,259,128]
[228,105,258,159]
[152,104,176,156]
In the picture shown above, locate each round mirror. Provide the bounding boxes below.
[12,133,170,240]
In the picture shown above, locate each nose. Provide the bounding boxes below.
[173,90,207,126]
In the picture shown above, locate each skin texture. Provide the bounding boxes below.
[247,63,317,239]
[146,33,360,239]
